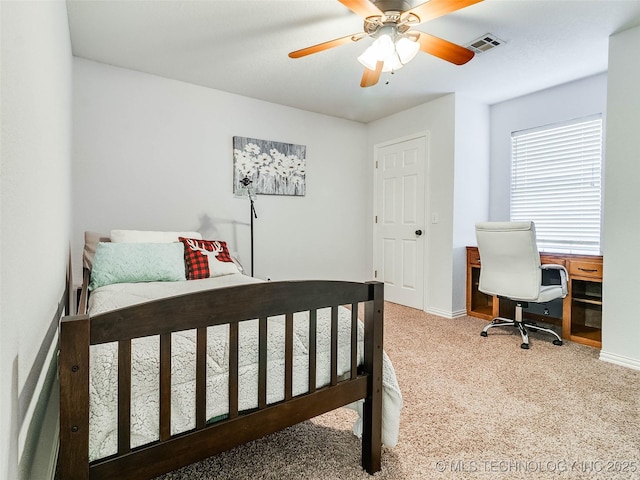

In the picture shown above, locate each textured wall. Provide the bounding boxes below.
[72,58,369,284]
[601,25,640,370]
[1,1,72,477]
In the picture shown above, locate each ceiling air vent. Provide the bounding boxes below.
[466,33,505,54]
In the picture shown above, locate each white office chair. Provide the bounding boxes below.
[475,221,567,349]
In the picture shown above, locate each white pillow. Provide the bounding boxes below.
[110,229,202,243]
[83,231,110,270]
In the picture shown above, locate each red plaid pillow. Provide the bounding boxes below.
[179,237,239,280]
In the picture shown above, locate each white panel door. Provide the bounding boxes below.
[374,135,426,309]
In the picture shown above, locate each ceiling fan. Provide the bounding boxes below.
[289,0,483,87]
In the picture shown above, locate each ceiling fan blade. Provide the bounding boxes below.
[405,0,483,25]
[415,32,475,65]
[289,33,365,59]
[338,0,383,19]
[360,61,383,88]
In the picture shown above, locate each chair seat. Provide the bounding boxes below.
[510,284,566,304]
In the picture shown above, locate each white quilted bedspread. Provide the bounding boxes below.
[88,274,402,461]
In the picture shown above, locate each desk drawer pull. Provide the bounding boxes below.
[578,267,598,273]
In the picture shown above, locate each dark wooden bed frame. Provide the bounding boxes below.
[59,270,384,479]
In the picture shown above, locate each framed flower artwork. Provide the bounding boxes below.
[233,136,306,196]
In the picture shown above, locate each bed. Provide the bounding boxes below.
[58,230,402,479]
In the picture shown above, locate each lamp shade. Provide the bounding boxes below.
[357,34,395,70]
[357,44,381,71]
[381,51,402,73]
[395,37,420,64]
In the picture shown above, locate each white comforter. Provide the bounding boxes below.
[88,274,402,461]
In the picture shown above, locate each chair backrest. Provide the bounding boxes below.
[475,221,542,301]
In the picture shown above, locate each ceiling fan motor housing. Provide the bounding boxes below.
[372,0,412,13]
[364,0,418,36]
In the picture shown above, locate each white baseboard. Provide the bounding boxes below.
[599,351,640,371]
[424,307,464,319]
[451,309,468,318]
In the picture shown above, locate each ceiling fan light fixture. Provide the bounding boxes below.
[358,32,410,73]
[381,51,403,72]
[395,36,420,64]
[358,34,392,69]
[357,46,381,71]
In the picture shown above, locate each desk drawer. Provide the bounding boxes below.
[540,255,566,267]
[468,249,481,266]
[569,260,603,279]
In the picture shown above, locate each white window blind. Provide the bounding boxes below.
[511,116,603,254]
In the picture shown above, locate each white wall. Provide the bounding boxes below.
[72,58,369,283]
[600,25,640,370]
[489,73,608,221]
[367,94,490,317]
[452,96,490,315]
[0,1,72,478]
[367,95,455,316]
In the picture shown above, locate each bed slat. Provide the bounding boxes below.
[258,317,267,409]
[308,309,317,394]
[118,339,132,453]
[159,333,171,441]
[284,313,294,401]
[330,306,338,386]
[351,303,358,380]
[229,322,239,419]
[196,327,207,428]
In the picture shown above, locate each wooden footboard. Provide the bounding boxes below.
[59,277,384,479]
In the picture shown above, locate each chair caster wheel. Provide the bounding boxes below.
[553,339,563,346]
[480,331,488,337]
[520,343,529,349]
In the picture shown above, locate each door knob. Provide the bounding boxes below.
[415,229,423,236]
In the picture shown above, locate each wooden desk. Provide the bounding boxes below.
[466,246,603,348]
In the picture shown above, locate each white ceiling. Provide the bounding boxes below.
[66,0,640,123]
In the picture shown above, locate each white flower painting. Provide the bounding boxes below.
[233,136,306,196]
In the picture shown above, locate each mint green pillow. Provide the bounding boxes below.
[89,242,186,290]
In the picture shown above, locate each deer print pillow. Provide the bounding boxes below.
[179,237,240,280]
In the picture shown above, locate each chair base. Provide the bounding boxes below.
[480,303,563,349]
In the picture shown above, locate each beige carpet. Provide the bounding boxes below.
[156,302,640,480]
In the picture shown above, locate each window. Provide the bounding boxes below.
[511,116,603,254]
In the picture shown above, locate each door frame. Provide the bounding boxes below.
[372,131,429,310]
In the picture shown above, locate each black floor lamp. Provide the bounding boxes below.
[237,177,257,276]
